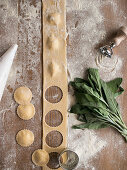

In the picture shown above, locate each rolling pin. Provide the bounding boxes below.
[100,26,127,58]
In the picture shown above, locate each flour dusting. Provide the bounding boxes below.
[67,0,107,168]
[67,0,124,169]
[0,1,42,170]
[17,0,42,100]
[67,0,104,80]
[68,94,106,169]
[68,114,106,169]
[0,0,18,55]
[67,0,124,82]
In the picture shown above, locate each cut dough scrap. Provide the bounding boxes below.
[47,34,59,50]
[48,13,61,25]
[32,149,49,166]
[16,129,34,147]
[14,86,32,104]
[17,103,35,120]
[48,61,60,77]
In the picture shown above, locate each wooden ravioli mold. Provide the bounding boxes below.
[42,0,67,169]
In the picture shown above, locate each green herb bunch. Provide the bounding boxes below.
[70,68,127,141]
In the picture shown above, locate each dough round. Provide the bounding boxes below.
[14,86,32,104]
[16,129,34,147]
[17,103,35,120]
[32,149,49,166]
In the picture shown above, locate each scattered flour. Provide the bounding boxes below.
[67,0,126,169]
[17,0,42,101]
[68,94,106,169]
[67,0,105,80]
[0,1,18,170]
[68,114,106,169]
[0,0,18,55]
[0,1,42,170]
[0,0,17,24]
[67,0,124,81]
[67,0,107,168]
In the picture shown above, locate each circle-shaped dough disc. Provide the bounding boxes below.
[14,86,32,104]
[16,129,34,147]
[32,149,49,166]
[17,103,35,120]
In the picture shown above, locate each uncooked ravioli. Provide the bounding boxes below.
[17,103,35,120]
[14,86,32,104]
[16,129,34,147]
[32,149,49,166]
